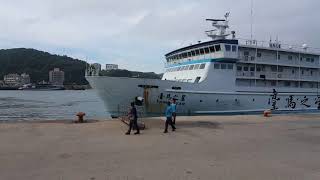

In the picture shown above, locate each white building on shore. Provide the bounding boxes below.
[49,68,65,86]
[3,73,31,86]
[106,64,118,71]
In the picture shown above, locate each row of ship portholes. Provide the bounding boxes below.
[199,98,256,103]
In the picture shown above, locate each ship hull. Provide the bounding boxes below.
[86,76,320,117]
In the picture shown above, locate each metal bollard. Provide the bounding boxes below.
[76,112,86,123]
[263,110,272,117]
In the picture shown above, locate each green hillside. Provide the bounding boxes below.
[0,48,162,85]
[0,48,88,85]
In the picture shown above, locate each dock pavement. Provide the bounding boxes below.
[1,114,320,180]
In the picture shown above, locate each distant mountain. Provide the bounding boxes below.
[0,48,88,85]
[0,48,162,85]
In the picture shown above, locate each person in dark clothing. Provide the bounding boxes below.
[126,102,140,135]
[164,101,176,133]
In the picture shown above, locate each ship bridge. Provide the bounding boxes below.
[162,13,239,84]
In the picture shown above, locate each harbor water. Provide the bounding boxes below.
[0,90,109,121]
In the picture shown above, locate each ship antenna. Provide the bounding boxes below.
[250,0,254,41]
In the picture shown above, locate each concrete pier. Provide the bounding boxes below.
[1,114,320,180]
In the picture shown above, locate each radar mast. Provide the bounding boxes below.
[205,12,232,40]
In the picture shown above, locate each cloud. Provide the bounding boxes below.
[0,0,319,73]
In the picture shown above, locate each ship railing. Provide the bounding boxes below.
[238,38,320,55]
[236,71,320,81]
[238,55,320,69]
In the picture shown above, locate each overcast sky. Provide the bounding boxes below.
[0,0,319,73]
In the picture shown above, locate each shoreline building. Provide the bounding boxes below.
[49,68,65,86]
[92,63,102,72]
[4,74,21,86]
[21,73,31,85]
[106,64,118,71]
[3,73,31,86]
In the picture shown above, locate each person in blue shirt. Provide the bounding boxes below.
[164,101,176,133]
[171,99,177,125]
[126,102,140,135]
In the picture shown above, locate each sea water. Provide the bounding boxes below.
[0,90,109,121]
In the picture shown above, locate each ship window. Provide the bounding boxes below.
[284,81,291,87]
[214,64,220,69]
[257,52,262,57]
[256,67,261,72]
[221,64,227,69]
[292,69,295,74]
[195,49,200,55]
[228,64,233,70]
[189,65,195,70]
[288,55,293,60]
[215,45,221,51]
[195,64,200,69]
[300,57,303,61]
[204,47,210,54]
[271,66,277,72]
[271,81,276,86]
[225,45,231,51]
[310,83,314,88]
[243,67,249,71]
[244,51,249,56]
[311,58,315,63]
[278,54,281,60]
[200,48,205,55]
[311,71,313,76]
[232,45,237,52]
[250,67,255,72]
[237,66,242,71]
[209,46,215,53]
[184,66,189,70]
[191,51,195,56]
[278,67,283,72]
[301,70,304,75]
[200,63,206,69]
[187,52,191,57]
[306,58,310,62]
[295,82,299,87]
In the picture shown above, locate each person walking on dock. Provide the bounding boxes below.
[171,99,177,125]
[126,102,140,135]
[164,101,176,133]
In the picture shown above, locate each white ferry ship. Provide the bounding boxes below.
[86,13,320,117]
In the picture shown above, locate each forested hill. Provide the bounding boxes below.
[0,48,162,85]
[0,48,88,85]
